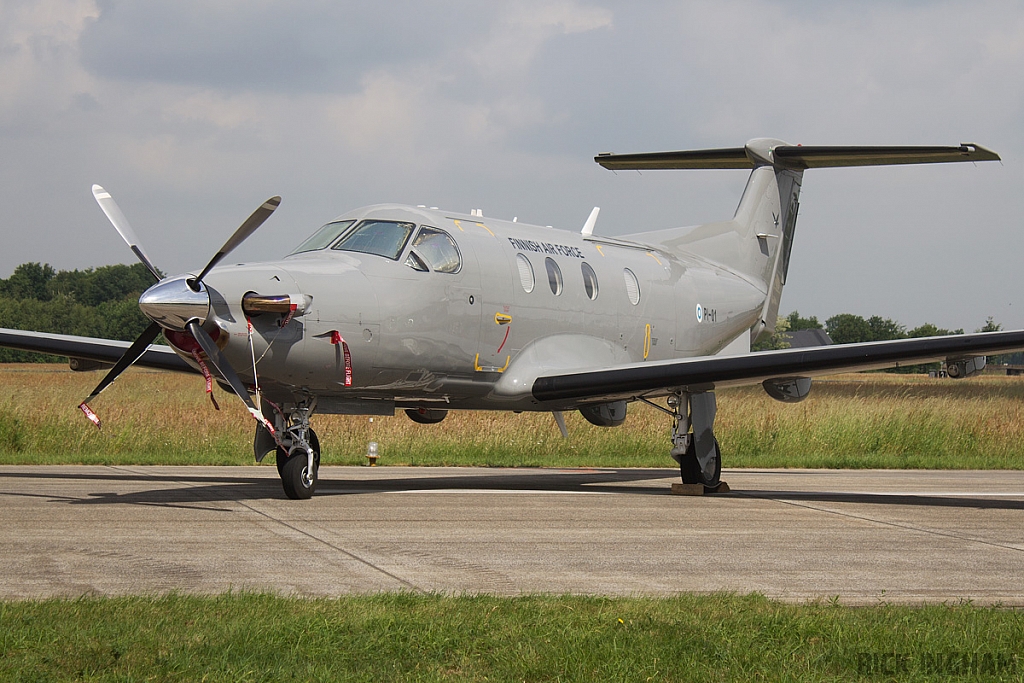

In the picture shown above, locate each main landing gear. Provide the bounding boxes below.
[255,400,320,500]
[667,390,721,488]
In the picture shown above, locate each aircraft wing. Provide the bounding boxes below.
[0,328,195,373]
[532,330,1024,403]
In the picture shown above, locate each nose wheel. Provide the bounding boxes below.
[277,427,320,500]
[275,428,320,476]
[280,446,319,499]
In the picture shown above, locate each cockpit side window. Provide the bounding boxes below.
[289,220,355,254]
[409,226,461,274]
[332,220,416,260]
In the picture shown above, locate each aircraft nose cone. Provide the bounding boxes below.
[138,275,210,332]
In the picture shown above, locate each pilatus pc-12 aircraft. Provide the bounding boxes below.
[2,138,1022,499]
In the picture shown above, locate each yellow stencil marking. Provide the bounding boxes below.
[474,353,511,372]
[595,244,605,257]
[476,221,495,236]
[452,219,464,232]
[647,251,662,266]
[643,323,651,360]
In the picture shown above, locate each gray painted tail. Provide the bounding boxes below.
[730,139,803,342]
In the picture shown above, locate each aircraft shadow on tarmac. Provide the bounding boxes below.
[737,490,1024,510]
[0,468,677,510]
[2,468,1024,511]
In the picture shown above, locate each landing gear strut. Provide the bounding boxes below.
[668,390,721,488]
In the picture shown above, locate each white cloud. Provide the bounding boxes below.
[0,0,99,130]
[472,0,613,79]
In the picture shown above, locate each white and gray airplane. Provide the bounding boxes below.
[2,138,1022,499]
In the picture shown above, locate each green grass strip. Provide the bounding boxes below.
[2,593,1022,681]
[4,368,1024,470]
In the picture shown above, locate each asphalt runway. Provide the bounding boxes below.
[2,465,1023,604]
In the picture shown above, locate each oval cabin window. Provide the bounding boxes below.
[581,262,599,300]
[623,268,640,305]
[516,253,535,293]
[545,258,563,296]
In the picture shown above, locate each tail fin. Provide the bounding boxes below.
[597,140,999,342]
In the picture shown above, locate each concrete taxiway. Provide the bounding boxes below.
[2,465,1023,604]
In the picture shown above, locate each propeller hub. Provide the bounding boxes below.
[138,275,211,332]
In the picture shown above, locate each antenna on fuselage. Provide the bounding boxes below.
[581,206,600,236]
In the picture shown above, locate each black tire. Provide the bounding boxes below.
[278,428,320,500]
[679,437,721,488]
[281,451,317,499]
[276,428,320,477]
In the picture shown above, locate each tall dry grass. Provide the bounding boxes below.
[1,364,1022,469]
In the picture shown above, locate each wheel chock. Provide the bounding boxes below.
[671,483,705,496]
[671,481,730,496]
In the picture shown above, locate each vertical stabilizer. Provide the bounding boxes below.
[736,139,804,342]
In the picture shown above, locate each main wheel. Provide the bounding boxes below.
[278,428,320,500]
[679,437,721,488]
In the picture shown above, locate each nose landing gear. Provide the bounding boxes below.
[277,426,320,500]
[255,399,320,499]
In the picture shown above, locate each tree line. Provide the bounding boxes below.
[755,310,1020,368]
[787,310,969,344]
[0,262,154,362]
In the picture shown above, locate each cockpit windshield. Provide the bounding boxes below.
[332,220,416,260]
[289,220,355,255]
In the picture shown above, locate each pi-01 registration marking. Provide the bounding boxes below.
[696,304,716,323]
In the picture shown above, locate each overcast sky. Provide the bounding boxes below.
[1,0,1022,332]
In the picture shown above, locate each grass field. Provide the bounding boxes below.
[1,593,1022,681]
[1,364,1023,469]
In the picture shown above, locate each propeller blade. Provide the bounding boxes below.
[186,320,278,437]
[193,196,281,285]
[91,185,163,281]
[80,321,162,409]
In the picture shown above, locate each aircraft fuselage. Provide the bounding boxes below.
[195,203,766,414]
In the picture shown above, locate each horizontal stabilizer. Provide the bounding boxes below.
[595,143,1000,170]
[596,147,752,170]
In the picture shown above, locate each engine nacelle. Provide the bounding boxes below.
[762,376,812,403]
[945,356,986,379]
[579,400,628,427]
